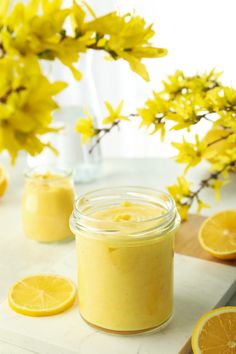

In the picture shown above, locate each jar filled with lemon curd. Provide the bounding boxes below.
[22,167,75,243]
[70,187,180,334]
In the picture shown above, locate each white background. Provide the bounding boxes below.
[11,0,236,158]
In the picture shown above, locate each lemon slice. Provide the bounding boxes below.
[0,164,8,197]
[8,274,76,316]
[192,306,236,354]
[198,210,236,260]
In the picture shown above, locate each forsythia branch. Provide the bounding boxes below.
[170,157,236,221]
[89,121,120,154]
[0,86,26,104]
[0,0,167,161]
[206,132,233,148]
[77,70,236,220]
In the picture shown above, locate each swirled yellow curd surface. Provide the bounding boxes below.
[76,201,174,333]
[22,172,75,242]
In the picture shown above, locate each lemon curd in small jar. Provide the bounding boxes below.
[22,167,75,243]
[70,187,180,334]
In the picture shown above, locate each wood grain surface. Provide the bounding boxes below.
[175,214,236,267]
[176,214,236,354]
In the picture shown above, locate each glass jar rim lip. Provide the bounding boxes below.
[24,166,73,180]
[73,186,176,225]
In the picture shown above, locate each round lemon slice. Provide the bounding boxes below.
[8,274,76,316]
[0,164,8,197]
[192,306,236,354]
[198,210,236,260]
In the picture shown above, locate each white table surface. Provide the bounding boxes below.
[0,157,235,354]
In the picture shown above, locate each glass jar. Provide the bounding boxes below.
[22,166,75,243]
[27,52,102,184]
[70,186,180,334]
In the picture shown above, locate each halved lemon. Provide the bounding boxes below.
[0,164,8,197]
[192,306,236,354]
[198,210,236,260]
[8,274,76,316]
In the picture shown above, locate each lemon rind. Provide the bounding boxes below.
[8,274,77,317]
[191,306,236,354]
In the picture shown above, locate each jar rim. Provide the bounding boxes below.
[24,166,73,181]
[70,186,180,241]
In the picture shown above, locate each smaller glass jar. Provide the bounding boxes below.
[70,187,180,334]
[22,166,75,243]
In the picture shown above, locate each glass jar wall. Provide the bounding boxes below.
[22,166,75,243]
[70,186,180,334]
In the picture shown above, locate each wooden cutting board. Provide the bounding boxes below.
[176,214,236,354]
[0,214,235,354]
[175,214,236,267]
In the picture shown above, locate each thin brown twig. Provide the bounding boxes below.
[88,113,233,156]
[86,43,118,60]
[200,115,214,122]
[181,160,236,208]
[207,132,233,147]
[169,81,220,98]
[0,86,26,104]
[89,121,120,154]
[129,113,139,117]
[0,42,6,57]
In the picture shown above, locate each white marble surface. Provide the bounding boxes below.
[0,157,236,354]
[0,252,235,354]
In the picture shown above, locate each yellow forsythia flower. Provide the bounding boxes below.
[172,135,207,172]
[138,94,168,138]
[0,0,82,80]
[197,199,210,213]
[211,148,236,173]
[84,13,167,81]
[0,163,8,197]
[177,204,190,222]
[0,56,67,162]
[210,179,227,201]
[168,176,192,221]
[0,0,168,162]
[103,101,128,124]
[1,0,166,82]
[168,176,190,201]
[75,110,96,143]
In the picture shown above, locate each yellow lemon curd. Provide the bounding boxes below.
[75,201,175,333]
[22,171,75,242]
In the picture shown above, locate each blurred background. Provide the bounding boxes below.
[11,0,236,160]
[90,0,236,158]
